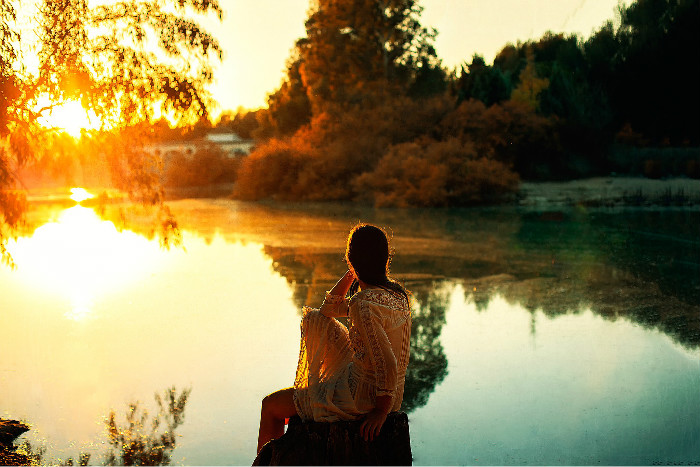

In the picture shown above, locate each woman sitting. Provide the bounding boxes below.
[257,223,412,453]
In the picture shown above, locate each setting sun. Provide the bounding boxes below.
[39,99,101,138]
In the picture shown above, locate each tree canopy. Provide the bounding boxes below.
[237,0,699,205]
[1,0,222,263]
[298,0,443,112]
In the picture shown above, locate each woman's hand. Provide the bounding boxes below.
[359,394,392,441]
[342,269,356,286]
[320,270,356,318]
[359,407,388,442]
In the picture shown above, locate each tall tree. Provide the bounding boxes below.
[255,49,312,139]
[611,0,699,144]
[1,0,222,263]
[454,55,510,107]
[298,0,441,112]
[510,47,549,111]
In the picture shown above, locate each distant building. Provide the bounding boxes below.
[147,132,255,158]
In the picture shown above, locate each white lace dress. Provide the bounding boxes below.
[293,288,412,422]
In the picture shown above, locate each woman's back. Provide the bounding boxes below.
[348,288,411,413]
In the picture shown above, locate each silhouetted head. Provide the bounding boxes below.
[345,223,391,286]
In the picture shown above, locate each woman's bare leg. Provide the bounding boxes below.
[257,387,297,454]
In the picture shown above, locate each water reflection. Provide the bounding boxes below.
[15,386,191,466]
[402,283,449,413]
[7,204,161,321]
[241,202,699,348]
[2,197,698,465]
[105,387,191,466]
[264,246,344,309]
[511,209,700,348]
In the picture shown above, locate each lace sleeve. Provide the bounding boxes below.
[319,292,349,318]
[356,299,398,399]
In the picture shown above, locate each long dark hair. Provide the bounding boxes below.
[345,223,409,303]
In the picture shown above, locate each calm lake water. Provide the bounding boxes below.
[1,195,699,465]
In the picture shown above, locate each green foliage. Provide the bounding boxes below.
[255,52,312,139]
[510,48,550,111]
[493,43,525,84]
[453,55,510,106]
[6,387,190,466]
[233,136,313,201]
[235,93,529,206]
[215,109,265,141]
[12,440,47,466]
[240,0,699,205]
[612,0,699,144]
[439,98,561,178]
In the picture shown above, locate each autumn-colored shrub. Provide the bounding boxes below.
[438,98,561,179]
[353,137,519,207]
[234,96,453,202]
[164,145,240,187]
[232,137,312,200]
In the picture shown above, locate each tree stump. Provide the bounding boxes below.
[0,419,30,466]
[253,411,412,466]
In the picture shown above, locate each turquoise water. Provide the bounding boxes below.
[1,198,698,465]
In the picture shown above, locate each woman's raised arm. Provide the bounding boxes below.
[320,270,355,318]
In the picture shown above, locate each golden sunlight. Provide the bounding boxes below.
[6,204,163,321]
[70,187,96,203]
[39,99,101,137]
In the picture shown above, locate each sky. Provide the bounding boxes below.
[201,0,631,117]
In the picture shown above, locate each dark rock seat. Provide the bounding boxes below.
[253,411,412,466]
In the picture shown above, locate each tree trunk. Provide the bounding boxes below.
[253,412,412,466]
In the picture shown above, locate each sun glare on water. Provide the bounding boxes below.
[7,191,163,321]
[70,187,95,203]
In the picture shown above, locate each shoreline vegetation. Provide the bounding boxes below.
[220,0,698,207]
[22,176,700,209]
[4,0,698,214]
[517,176,700,208]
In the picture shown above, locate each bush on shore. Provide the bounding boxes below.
[164,145,240,188]
[353,137,519,207]
[233,96,535,206]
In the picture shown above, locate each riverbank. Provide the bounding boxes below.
[21,176,700,209]
[517,176,700,208]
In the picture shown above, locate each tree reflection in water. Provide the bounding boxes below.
[264,246,344,310]
[511,210,700,348]
[16,199,695,431]
[105,386,191,466]
[260,211,698,420]
[402,282,450,413]
[14,387,191,466]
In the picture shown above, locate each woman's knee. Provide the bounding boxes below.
[261,388,296,419]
